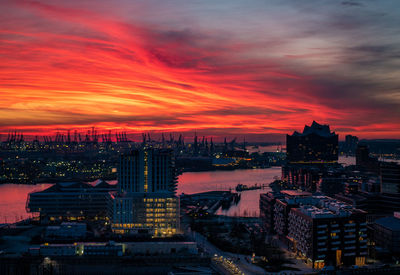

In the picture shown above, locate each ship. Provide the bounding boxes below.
[235,183,262,192]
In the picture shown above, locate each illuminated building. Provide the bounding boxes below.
[287,196,367,268]
[286,121,338,164]
[283,121,339,192]
[26,180,116,222]
[110,148,180,237]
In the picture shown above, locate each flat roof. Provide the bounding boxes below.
[281,190,312,197]
[375,216,400,231]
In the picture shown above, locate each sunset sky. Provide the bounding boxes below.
[1,0,400,141]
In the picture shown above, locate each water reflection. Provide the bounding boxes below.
[0,157,358,223]
[0,184,51,223]
[178,167,281,217]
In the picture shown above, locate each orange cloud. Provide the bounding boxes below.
[0,0,399,140]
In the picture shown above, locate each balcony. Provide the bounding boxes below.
[317,224,328,229]
[318,248,328,252]
[344,246,356,250]
[331,229,340,233]
[345,228,355,233]
[332,241,341,245]
[345,235,355,239]
[331,224,339,228]
[345,223,356,227]
[344,240,356,244]
[344,252,355,256]
[317,236,328,240]
[331,247,339,250]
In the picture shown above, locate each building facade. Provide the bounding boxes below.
[286,121,338,164]
[380,162,400,195]
[26,180,116,221]
[287,197,367,268]
[372,213,400,254]
[109,148,180,237]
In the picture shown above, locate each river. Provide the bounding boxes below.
[178,167,280,217]
[0,156,357,223]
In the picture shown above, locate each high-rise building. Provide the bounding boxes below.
[286,121,338,164]
[344,135,359,155]
[355,144,379,173]
[118,149,177,194]
[109,148,180,237]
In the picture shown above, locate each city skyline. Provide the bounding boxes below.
[1,0,400,140]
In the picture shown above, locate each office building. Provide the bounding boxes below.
[109,148,180,237]
[118,149,177,194]
[26,180,116,222]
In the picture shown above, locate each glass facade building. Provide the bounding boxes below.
[110,148,180,237]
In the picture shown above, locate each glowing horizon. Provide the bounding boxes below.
[1,0,399,141]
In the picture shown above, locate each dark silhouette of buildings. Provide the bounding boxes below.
[26,180,116,222]
[286,121,338,164]
[283,121,339,192]
[343,135,359,155]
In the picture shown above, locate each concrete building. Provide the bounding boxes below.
[109,148,180,237]
[287,197,367,268]
[260,192,283,234]
[372,213,400,254]
[259,190,311,236]
[274,191,313,238]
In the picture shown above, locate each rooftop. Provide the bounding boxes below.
[281,190,312,197]
[375,216,400,231]
[32,180,116,194]
[291,121,336,138]
[292,196,364,219]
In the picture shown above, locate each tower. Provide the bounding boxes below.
[110,148,179,237]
